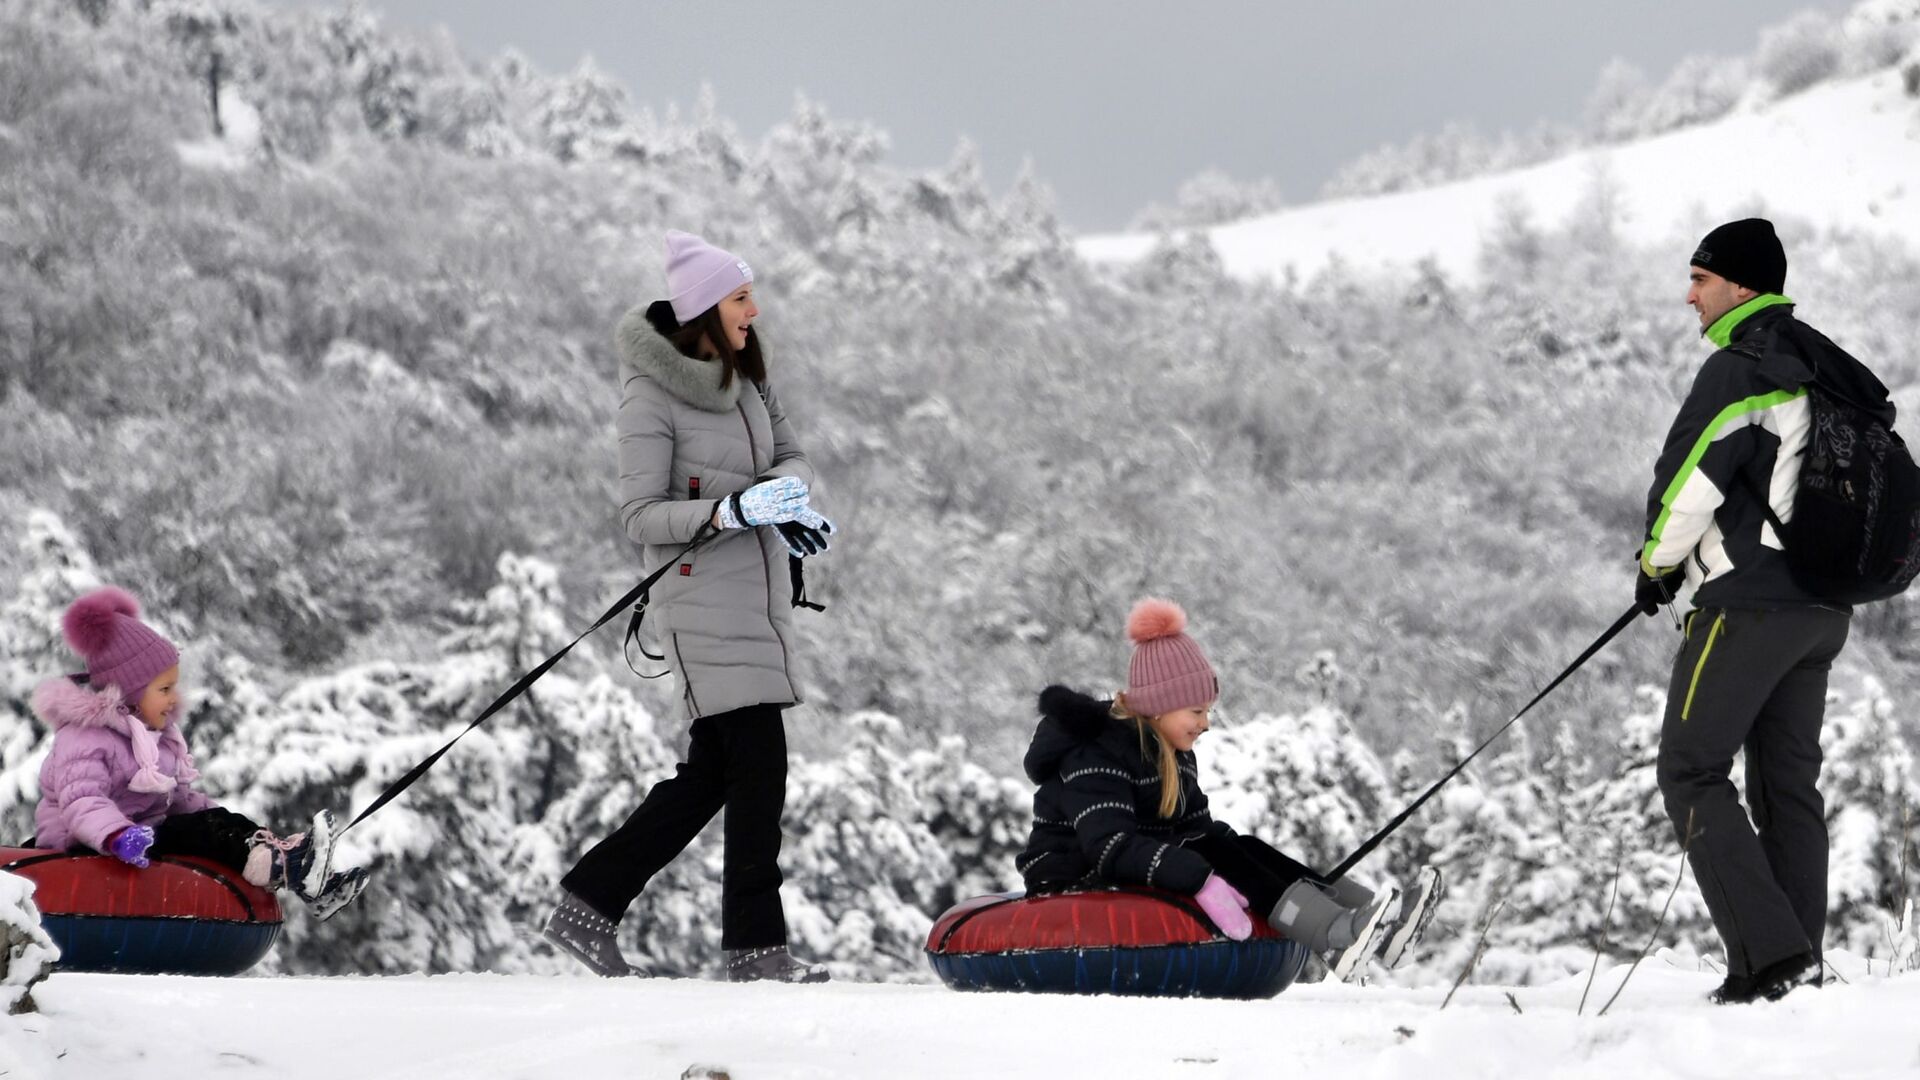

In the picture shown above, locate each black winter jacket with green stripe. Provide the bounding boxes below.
[1643,299,1892,611]
[1015,686,1232,896]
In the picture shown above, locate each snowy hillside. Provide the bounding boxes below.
[4,957,1918,1079]
[1081,67,1920,285]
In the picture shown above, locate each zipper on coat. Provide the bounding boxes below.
[738,399,798,695]
[1682,612,1727,722]
[671,632,700,716]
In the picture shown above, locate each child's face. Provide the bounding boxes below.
[1150,702,1214,752]
[134,665,181,731]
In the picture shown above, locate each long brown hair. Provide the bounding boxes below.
[667,304,766,390]
[1112,692,1182,819]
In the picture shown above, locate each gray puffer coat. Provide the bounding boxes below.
[616,300,815,721]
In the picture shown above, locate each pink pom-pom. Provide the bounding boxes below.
[62,586,140,657]
[1126,598,1188,644]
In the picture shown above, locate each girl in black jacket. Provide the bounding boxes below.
[1015,598,1441,981]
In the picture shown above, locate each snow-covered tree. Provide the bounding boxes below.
[907,733,1030,908]
[1130,169,1285,231]
[0,871,56,1015]
[1822,676,1920,961]
[0,511,104,845]
[1756,10,1844,97]
[783,711,956,979]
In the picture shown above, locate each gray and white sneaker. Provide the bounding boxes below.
[725,945,829,984]
[292,809,338,902]
[543,891,633,977]
[1378,866,1444,969]
[1328,886,1399,983]
[304,866,371,922]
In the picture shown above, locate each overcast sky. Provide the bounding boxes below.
[264,1,1857,231]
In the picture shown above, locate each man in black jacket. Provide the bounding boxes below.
[1637,218,1894,1004]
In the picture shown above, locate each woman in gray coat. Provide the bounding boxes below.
[545,231,834,983]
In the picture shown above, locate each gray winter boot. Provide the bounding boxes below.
[543,891,633,977]
[1269,879,1399,982]
[724,945,829,984]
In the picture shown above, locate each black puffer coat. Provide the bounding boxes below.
[1015,685,1233,896]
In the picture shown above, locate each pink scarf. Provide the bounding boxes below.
[123,705,200,795]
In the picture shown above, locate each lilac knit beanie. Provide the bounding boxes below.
[61,587,179,707]
[1124,598,1219,717]
[665,230,754,323]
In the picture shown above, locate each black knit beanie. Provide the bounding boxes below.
[1690,218,1787,294]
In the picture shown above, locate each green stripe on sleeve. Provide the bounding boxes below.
[1645,387,1806,560]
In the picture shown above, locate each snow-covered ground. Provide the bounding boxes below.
[4,953,1916,1079]
[1080,68,1920,286]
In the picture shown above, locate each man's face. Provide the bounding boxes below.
[1686,267,1755,331]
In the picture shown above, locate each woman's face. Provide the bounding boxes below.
[1150,703,1214,752]
[715,284,758,352]
[135,665,181,731]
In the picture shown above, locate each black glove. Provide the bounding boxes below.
[1635,563,1686,616]
[776,518,833,558]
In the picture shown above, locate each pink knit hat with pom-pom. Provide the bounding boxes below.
[1124,598,1218,717]
[62,587,179,708]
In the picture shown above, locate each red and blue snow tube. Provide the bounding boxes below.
[0,847,282,975]
[925,888,1311,999]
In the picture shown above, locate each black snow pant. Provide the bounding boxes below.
[1656,605,1850,977]
[1183,834,1324,919]
[561,703,789,950]
[150,807,264,874]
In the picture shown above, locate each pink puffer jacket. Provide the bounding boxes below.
[32,676,216,852]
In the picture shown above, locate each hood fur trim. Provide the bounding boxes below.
[33,676,127,731]
[32,676,199,793]
[1037,685,1114,740]
[1024,685,1121,784]
[615,300,742,413]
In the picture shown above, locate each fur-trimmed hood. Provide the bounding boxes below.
[1023,685,1122,784]
[32,675,197,794]
[33,674,133,732]
[614,299,743,414]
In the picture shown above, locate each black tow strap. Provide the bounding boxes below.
[1325,600,1644,882]
[343,524,718,833]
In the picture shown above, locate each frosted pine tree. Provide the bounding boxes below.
[906,733,1031,908]
[1579,687,1717,967]
[1465,724,1600,984]
[209,655,519,974]
[0,871,57,1015]
[1393,704,1504,985]
[203,554,607,973]
[0,511,104,845]
[1820,675,1920,961]
[514,672,710,978]
[783,711,955,980]
[1202,703,1397,880]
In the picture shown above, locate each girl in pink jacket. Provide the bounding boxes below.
[33,587,367,919]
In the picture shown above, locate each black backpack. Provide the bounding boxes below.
[1747,367,1920,604]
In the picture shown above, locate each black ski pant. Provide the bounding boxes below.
[66,807,263,873]
[1183,833,1325,920]
[1656,605,1849,977]
[561,703,789,950]
[151,807,264,873]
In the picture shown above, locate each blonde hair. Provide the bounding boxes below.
[1112,692,1182,819]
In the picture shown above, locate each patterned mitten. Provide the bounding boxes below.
[715,477,810,529]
